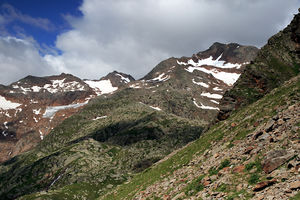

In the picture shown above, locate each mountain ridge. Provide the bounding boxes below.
[0,71,134,163]
[0,42,259,199]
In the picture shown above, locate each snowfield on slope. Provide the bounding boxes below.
[0,95,22,110]
[180,63,240,86]
[84,80,118,95]
[177,54,246,69]
[43,101,88,118]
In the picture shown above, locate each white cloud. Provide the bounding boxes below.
[0,36,55,85]
[48,0,299,80]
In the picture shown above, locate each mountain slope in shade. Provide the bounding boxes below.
[0,72,134,163]
[218,10,300,120]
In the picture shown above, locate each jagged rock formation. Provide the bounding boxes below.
[218,11,300,120]
[0,72,134,163]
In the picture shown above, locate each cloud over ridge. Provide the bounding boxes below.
[0,0,299,84]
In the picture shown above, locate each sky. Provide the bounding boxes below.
[0,0,299,85]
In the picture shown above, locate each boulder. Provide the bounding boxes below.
[233,165,245,173]
[290,181,300,190]
[262,149,294,173]
[253,179,277,192]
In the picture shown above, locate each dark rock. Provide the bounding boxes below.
[290,181,300,190]
[262,149,295,173]
[253,179,277,192]
[244,146,254,154]
[253,131,263,140]
[265,120,275,132]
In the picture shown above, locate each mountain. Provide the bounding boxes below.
[104,74,300,200]
[0,42,258,199]
[0,72,134,163]
[129,43,258,122]
[218,10,300,120]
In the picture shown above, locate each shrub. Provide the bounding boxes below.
[248,173,260,185]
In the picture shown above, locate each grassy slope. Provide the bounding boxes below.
[101,75,300,200]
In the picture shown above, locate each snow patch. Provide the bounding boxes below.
[46,80,85,93]
[150,73,170,82]
[33,108,41,115]
[192,79,209,88]
[149,106,162,111]
[184,66,240,86]
[116,74,131,83]
[5,112,11,118]
[213,87,223,91]
[43,101,88,118]
[39,130,44,140]
[201,92,222,99]
[0,95,22,110]
[139,102,162,111]
[193,99,219,110]
[129,83,142,89]
[178,54,242,69]
[2,130,8,137]
[50,174,62,187]
[33,117,38,123]
[85,80,118,95]
[93,116,107,120]
[210,100,220,104]
[4,122,8,129]
[31,86,42,92]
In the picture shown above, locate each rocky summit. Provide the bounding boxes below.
[0,8,299,200]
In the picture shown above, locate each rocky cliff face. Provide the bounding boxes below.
[0,72,134,163]
[218,10,300,120]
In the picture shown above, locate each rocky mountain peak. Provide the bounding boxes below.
[100,70,135,87]
[195,42,259,64]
